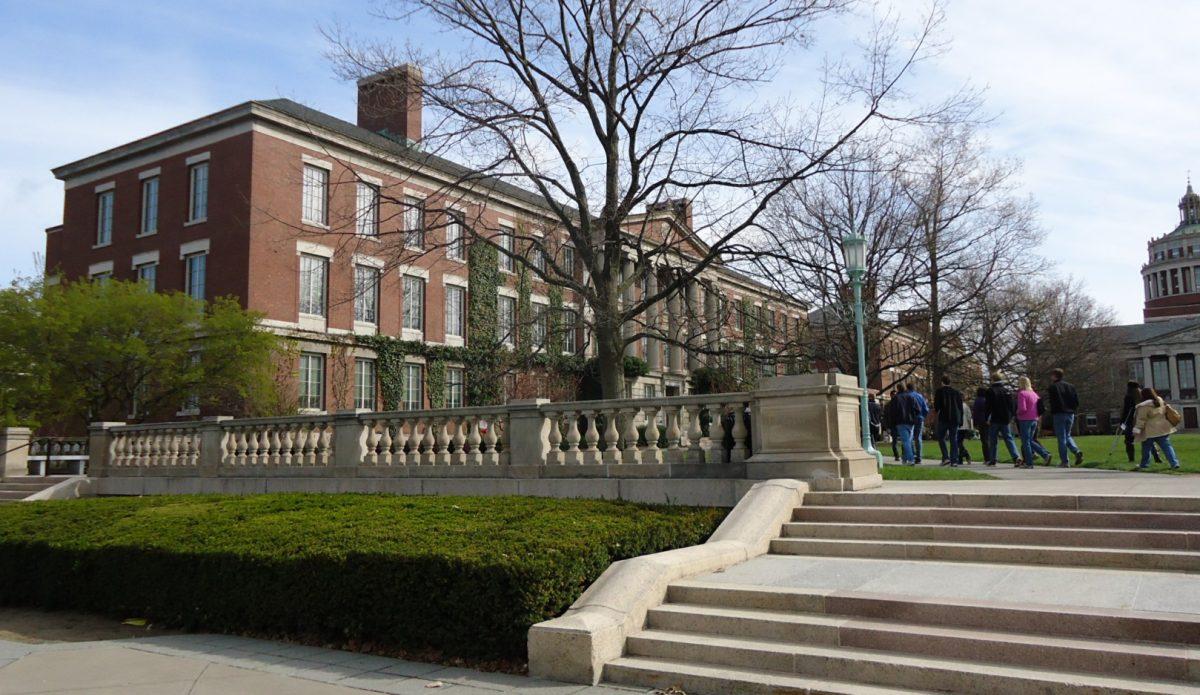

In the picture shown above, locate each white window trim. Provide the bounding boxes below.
[301,154,333,170]
[356,172,383,186]
[88,261,113,277]
[184,218,208,228]
[443,273,468,288]
[297,240,334,258]
[353,321,378,337]
[497,286,519,299]
[530,292,549,304]
[396,264,429,280]
[352,253,385,269]
[131,250,160,268]
[185,152,211,165]
[94,181,115,193]
[138,167,161,180]
[179,239,210,259]
[443,282,467,347]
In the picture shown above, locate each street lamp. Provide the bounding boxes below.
[841,234,884,470]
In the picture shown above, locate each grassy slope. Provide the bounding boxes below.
[888,433,1200,474]
[881,464,998,481]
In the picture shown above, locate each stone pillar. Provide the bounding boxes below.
[744,373,882,491]
[704,282,719,364]
[645,268,661,372]
[1169,353,1181,400]
[197,416,232,475]
[686,280,701,370]
[1143,355,1153,389]
[0,427,31,480]
[86,422,125,479]
[506,399,551,478]
[622,258,636,358]
[333,409,370,471]
[667,289,683,374]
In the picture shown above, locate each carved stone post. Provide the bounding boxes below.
[0,427,31,480]
[86,422,125,479]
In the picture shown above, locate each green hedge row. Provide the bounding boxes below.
[0,494,725,661]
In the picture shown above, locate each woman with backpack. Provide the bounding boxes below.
[1015,377,1053,467]
[1132,387,1182,470]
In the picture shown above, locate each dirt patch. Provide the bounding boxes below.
[0,607,177,644]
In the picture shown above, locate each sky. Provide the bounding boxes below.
[0,0,1197,325]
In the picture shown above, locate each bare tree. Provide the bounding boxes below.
[323,0,960,398]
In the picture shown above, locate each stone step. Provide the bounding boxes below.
[646,603,1197,682]
[603,656,927,695]
[783,521,1200,550]
[0,490,32,500]
[623,630,1196,694]
[801,492,1200,513]
[769,537,1200,571]
[794,505,1200,530]
[0,482,54,491]
[666,581,1200,645]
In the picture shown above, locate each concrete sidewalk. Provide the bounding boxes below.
[0,634,645,695]
[885,459,1200,495]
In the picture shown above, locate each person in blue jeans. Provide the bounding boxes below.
[907,383,930,463]
[983,375,1021,466]
[1046,368,1084,467]
[932,376,963,466]
[1132,387,1181,470]
[891,384,923,464]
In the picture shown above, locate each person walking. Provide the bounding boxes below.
[1121,380,1162,464]
[868,393,883,448]
[1047,368,1084,467]
[958,399,974,465]
[972,387,991,465]
[885,388,903,462]
[933,376,964,466]
[1016,376,1053,468]
[984,374,1021,466]
[1132,387,1182,470]
[907,383,930,464]
[892,384,922,465]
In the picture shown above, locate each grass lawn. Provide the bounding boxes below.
[0,494,725,667]
[887,432,1200,474]
[882,464,998,481]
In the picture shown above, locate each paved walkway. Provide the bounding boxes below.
[886,460,1200,495]
[0,634,644,695]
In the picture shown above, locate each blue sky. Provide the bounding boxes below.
[1,0,1197,324]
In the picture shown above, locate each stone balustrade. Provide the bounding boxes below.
[86,374,882,492]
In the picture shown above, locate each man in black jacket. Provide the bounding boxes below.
[889,384,922,464]
[933,376,964,466]
[884,388,903,461]
[1047,368,1084,467]
[868,393,883,448]
[983,375,1021,466]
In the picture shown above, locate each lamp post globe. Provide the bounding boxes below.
[842,234,882,470]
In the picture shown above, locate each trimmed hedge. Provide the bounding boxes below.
[0,494,725,662]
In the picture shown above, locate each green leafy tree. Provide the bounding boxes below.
[0,278,282,427]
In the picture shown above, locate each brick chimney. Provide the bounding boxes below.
[647,198,693,231]
[357,64,422,144]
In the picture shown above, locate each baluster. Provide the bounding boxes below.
[434,418,451,465]
[414,418,431,465]
[621,408,641,464]
[296,424,311,466]
[375,420,391,465]
[265,427,279,465]
[495,415,508,465]
[363,420,379,465]
[665,406,682,458]
[481,415,499,465]
[245,428,260,466]
[563,410,582,465]
[718,402,734,463]
[169,429,182,465]
[643,406,663,465]
[546,412,563,465]
[729,401,749,463]
[320,422,334,465]
[464,417,482,465]
[186,430,199,466]
[582,410,600,465]
[451,418,467,465]
[275,425,291,465]
[686,404,706,464]
[398,420,415,465]
[601,409,621,464]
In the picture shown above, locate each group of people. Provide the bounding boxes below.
[866,368,1178,469]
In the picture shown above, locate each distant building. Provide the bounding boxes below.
[1142,181,1200,321]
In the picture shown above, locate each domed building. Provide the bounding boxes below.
[1142,181,1200,321]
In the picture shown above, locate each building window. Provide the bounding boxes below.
[185,253,206,301]
[563,245,575,277]
[91,271,112,284]
[402,274,424,331]
[355,358,377,410]
[533,303,548,350]
[404,197,424,249]
[498,228,514,272]
[299,254,328,317]
[356,182,379,237]
[1128,359,1145,385]
[96,190,114,246]
[1151,356,1171,399]
[531,244,546,273]
[562,308,578,353]
[644,383,657,399]
[302,164,328,226]
[136,262,157,292]
[299,353,325,410]
[403,363,423,410]
[445,285,466,338]
[1179,355,1197,400]
[140,177,159,235]
[354,265,379,324]
[446,211,465,261]
[188,162,209,222]
[498,295,516,346]
[445,367,464,408]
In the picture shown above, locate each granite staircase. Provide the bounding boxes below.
[0,477,71,504]
[604,492,1200,694]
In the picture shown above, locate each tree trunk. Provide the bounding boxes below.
[595,314,626,400]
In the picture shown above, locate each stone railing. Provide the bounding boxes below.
[86,374,882,491]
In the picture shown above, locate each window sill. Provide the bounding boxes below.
[136,231,158,238]
[356,234,381,242]
[444,335,465,347]
[298,408,327,415]
[302,219,330,231]
[92,242,111,249]
[353,321,378,336]
[404,245,425,253]
[401,328,424,342]
[184,218,207,227]
[298,314,328,332]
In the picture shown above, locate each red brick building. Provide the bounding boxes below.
[46,67,806,415]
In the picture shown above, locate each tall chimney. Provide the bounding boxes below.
[357,64,422,144]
